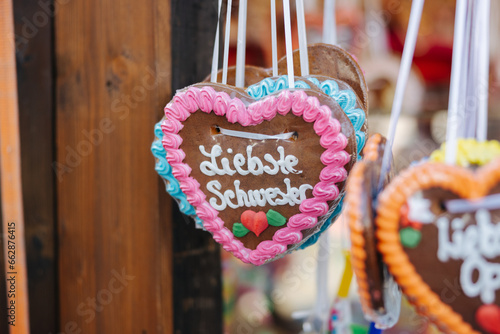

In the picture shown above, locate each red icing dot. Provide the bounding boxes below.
[476,304,500,334]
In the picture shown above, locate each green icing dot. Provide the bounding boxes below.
[266,209,287,227]
[400,227,422,248]
[233,223,249,237]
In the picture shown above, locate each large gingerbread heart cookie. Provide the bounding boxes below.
[161,83,356,265]
[376,159,500,333]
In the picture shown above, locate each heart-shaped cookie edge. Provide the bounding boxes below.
[209,44,368,111]
[162,84,350,265]
[347,134,400,324]
[247,75,368,159]
[375,159,500,334]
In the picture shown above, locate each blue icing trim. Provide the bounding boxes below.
[151,122,204,228]
[347,108,366,132]
[355,131,366,155]
[246,75,311,99]
[299,197,344,249]
[335,90,357,112]
[316,79,366,155]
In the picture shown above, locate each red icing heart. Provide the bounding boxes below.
[241,210,268,237]
[476,305,500,334]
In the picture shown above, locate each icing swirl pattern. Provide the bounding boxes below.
[151,123,204,228]
[247,76,366,160]
[161,86,349,265]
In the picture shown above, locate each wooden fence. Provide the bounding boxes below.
[1,0,223,332]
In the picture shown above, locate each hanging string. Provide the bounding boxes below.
[322,0,336,45]
[295,0,309,76]
[476,0,490,141]
[378,0,425,190]
[459,0,474,138]
[222,0,233,85]
[271,0,278,77]
[235,0,248,87]
[305,1,338,332]
[445,0,468,165]
[283,0,295,88]
[210,0,223,83]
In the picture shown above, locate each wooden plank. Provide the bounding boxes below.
[0,0,31,332]
[171,1,223,333]
[12,1,57,332]
[55,0,172,332]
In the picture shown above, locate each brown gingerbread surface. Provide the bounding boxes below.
[180,112,323,249]
[402,185,500,333]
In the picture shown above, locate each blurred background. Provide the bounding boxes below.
[218,0,500,333]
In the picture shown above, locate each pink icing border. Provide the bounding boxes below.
[162,86,349,265]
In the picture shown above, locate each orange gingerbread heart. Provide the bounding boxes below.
[376,158,500,334]
[346,134,400,328]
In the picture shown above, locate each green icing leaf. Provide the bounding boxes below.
[233,223,249,237]
[266,209,287,227]
[400,227,422,248]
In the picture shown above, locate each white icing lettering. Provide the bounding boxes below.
[198,145,304,177]
[206,179,313,210]
[247,146,264,175]
[263,153,279,175]
[233,153,249,175]
[199,145,227,176]
[207,180,226,210]
[437,209,500,303]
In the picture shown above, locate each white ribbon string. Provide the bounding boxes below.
[271,0,279,77]
[446,193,500,214]
[210,0,223,83]
[311,1,339,330]
[235,0,248,87]
[378,0,425,190]
[445,0,468,165]
[283,0,295,88]
[322,0,336,45]
[218,127,295,141]
[296,0,309,76]
[460,0,473,138]
[222,0,233,85]
[476,0,490,141]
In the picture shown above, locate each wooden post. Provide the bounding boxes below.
[12,1,58,332]
[0,0,31,332]
[171,0,223,333]
[55,0,173,332]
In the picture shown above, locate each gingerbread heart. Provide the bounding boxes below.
[161,83,356,265]
[346,134,400,329]
[210,44,368,111]
[245,75,368,249]
[376,158,500,333]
